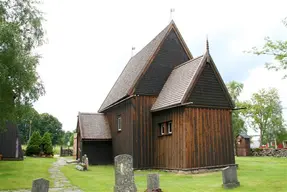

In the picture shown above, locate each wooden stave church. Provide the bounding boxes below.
[75,20,236,170]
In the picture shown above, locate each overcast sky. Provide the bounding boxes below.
[34,0,287,134]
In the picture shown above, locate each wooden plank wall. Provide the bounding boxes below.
[184,108,235,168]
[0,122,17,158]
[152,107,235,169]
[133,96,157,169]
[152,107,186,169]
[105,99,134,159]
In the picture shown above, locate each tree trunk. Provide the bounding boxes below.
[259,128,263,146]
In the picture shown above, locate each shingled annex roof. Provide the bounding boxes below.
[77,112,111,140]
[151,55,204,112]
[98,20,193,112]
[151,51,235,112]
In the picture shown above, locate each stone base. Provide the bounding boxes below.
[114,184,137,192]
[222,182,240,189]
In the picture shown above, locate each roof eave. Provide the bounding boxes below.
[98,94,136,113]
[151,102,194,113]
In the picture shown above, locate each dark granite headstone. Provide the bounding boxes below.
[114,154,137,192]
[31,178,49,192]
[222,166,240,189]
[146,173,160,192]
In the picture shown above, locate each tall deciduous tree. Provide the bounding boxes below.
[248,17,287,78]
[243,88,285,146]
[63,131,73,146]
[17,105,39,144]
[0,0,45,129]
[35,113,64,146]
[226,81,246,137]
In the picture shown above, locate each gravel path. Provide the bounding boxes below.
[0,157,82,192]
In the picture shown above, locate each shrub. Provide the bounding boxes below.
[42,132,53,155]
[26,131,42,156]
[26,145,40,156]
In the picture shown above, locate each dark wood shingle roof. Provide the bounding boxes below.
[151,55,204,112]
[98,20,192,112]
[78,112,111,140]
[151,50,235,112]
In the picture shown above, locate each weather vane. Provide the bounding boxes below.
[169,8,175,22]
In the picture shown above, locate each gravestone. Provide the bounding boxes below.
[146,173,161,192]
[31,178,49,192]
[222,166,240,189]
[114,154,137,192]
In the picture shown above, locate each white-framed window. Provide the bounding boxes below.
[117,116,122,131]
[160,123,165,135]
[167,121,172,134]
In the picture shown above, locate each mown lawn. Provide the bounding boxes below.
[0,157,56,190]
[61,157,287,192]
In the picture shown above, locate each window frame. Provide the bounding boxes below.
[167,121,172,134]
[159,123,165,136]
[117,116,122,132]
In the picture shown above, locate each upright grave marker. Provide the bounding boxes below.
[31,178,49,192]
[146,173,161,192]
[222,166,240,189]
[114,154,137,192]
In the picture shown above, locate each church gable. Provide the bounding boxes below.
[186,60,233,108]
[98,20,192,112]
[134,28,191,95]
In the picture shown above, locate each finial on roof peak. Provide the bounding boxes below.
[206,35,209,53]
[169,8,175,23]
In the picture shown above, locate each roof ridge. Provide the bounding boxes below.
[174,55,204,69]
[98,20,175,112]
[130,22,173,59]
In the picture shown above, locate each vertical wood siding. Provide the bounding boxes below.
[184,108,234,168]
[105,99,134,160]
[133,96,157,169]
[187,62,232,108]
[152,107,234,169]
[152,107,186,169]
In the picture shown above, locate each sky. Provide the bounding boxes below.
[34,0,287,133]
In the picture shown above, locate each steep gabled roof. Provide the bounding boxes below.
[151,55,204,112]
[77,112,111,140]
[151,51,235,112]
[98,20,193,112]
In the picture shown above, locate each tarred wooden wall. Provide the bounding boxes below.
[152,107,235,169]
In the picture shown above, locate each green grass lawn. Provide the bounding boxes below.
[0,157,56,190]
[61,157,287,192]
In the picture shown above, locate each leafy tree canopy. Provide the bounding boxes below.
[226,81,246,137]
[0,0,45,129]
[243,88,285,145]
[248,17,287,78]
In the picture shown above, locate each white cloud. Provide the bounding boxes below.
[33,0,287,131]
[239,64,287,135]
